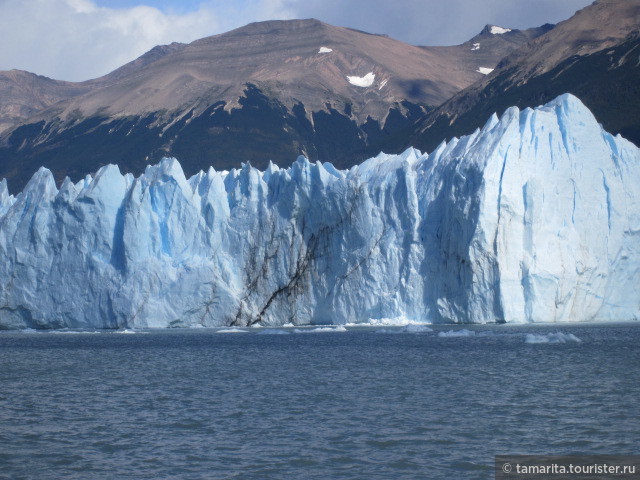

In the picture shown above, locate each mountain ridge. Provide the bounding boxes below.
[392,0,640,154]
[0,18,550,192]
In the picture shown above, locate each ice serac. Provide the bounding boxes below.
[0,94,638,329]
[421,95,640,323]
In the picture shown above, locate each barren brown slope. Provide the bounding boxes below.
[0,19,547,191]
[425,23,554,78]
[38,19,501,125]
[0,70,91,134]
[25,19,551,128]
[0,42,187,135]
[396,0,640,154]
[499,0,640,80]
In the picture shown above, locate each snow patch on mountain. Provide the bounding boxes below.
[490,26,511,34]
[472,43,480,51]
[347,72,375,87]
[477,67,494,75]
[318,46,332,53]
[1,94,639,329]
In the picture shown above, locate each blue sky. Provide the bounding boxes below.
[0,0,593,81]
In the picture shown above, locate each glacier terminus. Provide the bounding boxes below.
[0,94,639,329]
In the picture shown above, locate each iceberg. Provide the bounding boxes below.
[0,94,639,329]
[524,332,582,344]
[437,329,477,338]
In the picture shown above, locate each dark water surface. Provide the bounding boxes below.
[1,323,638,480]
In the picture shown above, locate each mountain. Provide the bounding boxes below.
[0,19,548,192]
[0,70,91,134]
[1,94,638,329]
[418,23,553,77]
[0,42,188,135]
[395,0,640,154]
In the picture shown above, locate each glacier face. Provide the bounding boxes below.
[0,94,639,329]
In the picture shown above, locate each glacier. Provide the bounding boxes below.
[0,93,639,329]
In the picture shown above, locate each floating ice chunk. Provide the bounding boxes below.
[49,330,101,334]
[524,332,582,344]
[403,324,433,333]
[257,329,290,335]
[294,325,348,333]
[375,324,433,334]
[347,72,375,87]
[472,43,480,51]
[438,329,476,337]
[490,26,511,34]
[477,67,494,75]
[314,325,347,332]
[350,317,427,327]
[318,46,333,53]
[216,328,249,333]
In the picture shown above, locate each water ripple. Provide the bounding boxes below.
[0,324,638,479]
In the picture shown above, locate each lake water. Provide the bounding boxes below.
[1,323,638,480]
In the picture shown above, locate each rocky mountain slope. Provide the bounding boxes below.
[0,19,547,192]
[0,71,90,134]
[394,0,640,154]
[0,42,188,135]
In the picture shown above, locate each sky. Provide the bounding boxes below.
[0,0,594,82]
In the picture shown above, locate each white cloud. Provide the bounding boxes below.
[0,0,292,81]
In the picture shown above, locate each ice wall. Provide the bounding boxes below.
[0,94,638,328]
